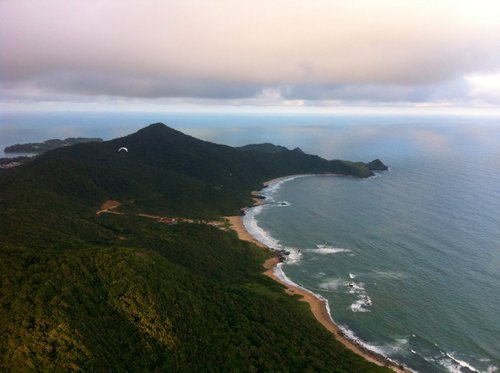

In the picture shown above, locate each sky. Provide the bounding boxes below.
[2,0,500,114]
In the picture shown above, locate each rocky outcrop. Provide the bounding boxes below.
[367,159,388,171]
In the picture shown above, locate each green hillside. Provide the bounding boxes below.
[237,143,290,153]
[0,123,389,371]
[0,123,377,221]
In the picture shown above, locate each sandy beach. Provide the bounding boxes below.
[226,185,409,373]
[226,215,265,247]
[261,173,347,187]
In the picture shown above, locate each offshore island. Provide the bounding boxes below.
[0,123,396,371]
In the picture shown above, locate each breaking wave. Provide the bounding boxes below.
[350,295,373,312]
[243,181,303,265]
[318,278,344,291]
[313,244,353,254]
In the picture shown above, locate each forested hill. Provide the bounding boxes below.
[1,123,382,219]
[236,142,290,153]
[0,123,388,371]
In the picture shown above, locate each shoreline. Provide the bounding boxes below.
[226,175,409,373]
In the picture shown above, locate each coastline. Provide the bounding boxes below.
[226,175,409,373]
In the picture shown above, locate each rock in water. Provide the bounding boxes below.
[367,159,388,171]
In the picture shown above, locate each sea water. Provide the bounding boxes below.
[243,123,500,372]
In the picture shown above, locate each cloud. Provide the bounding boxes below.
[280,80,470,103]
[465,72,500,105]
[37,73,263,99]
[1,0,500,106]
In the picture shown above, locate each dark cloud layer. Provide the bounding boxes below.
[33,73,263,99]
[1,0,500,108]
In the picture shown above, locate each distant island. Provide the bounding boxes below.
[4,137,103,154]
[0,123,390,372]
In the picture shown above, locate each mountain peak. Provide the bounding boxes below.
[367,158,388,171]
[140,122,169,132]
[147,122,167,128]
[131,122,179,138]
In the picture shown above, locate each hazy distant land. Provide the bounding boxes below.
[4,137,103,154]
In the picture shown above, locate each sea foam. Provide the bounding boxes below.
[261,175,307,202]
[423,350,494,373]
[338,327,416,372]
[243,205,280,249]
[338,325,387,357]
[350,295,372,312]
[319,278,344,291]
[243,178,304,264]
[313,244,352,254]
[443,352,482,373]
[273,262,333,313]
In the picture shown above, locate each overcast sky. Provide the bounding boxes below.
[2,0,500,113]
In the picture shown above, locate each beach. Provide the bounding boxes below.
[226,180,409,373]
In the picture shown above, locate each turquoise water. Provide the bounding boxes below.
[244,126,500,372]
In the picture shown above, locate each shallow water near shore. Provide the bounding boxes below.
[244,137,500,372]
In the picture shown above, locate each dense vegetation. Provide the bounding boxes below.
[0,156,33,166]
[237,143,291,153]
[0,123,388,371]
[4,137,103,154]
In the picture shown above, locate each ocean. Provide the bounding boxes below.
[242,121,500,372]
[1,112,499,372]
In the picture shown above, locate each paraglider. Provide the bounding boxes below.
[118,147,128,152]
